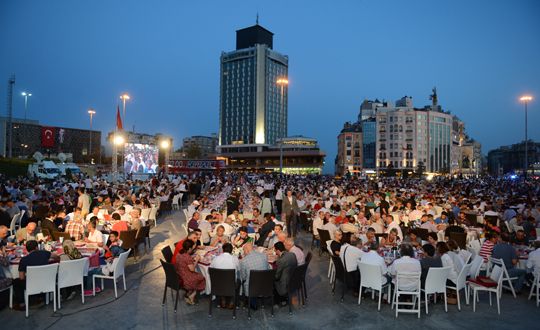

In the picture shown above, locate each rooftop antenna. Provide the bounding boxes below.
[256,13,259,25]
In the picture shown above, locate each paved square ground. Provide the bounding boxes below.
[1,211,537,330]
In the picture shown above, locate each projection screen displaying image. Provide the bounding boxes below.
[123,143,159,174]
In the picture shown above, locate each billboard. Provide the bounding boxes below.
[123,143,158,174]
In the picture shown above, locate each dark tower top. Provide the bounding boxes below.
[236,24,274,50]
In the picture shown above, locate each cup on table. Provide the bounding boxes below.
[59,237,64,244]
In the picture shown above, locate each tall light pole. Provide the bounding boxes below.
[120,93,130,127]
[87,109,96,161]
[520,95,533,178]
[276,78,288,173]
[21,91,32,121]
[160,139,171,175]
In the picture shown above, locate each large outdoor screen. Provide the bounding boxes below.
[123,143,159,174]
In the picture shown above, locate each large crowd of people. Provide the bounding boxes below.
[1,171,540,314]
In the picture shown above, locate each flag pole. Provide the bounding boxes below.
[112,106,118,181]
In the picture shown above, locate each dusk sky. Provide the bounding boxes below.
[1,0,539,173]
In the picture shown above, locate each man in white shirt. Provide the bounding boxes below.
[210,243,239,275]
[322,216,339,240]
[369,213,385,234]
[86,206,104,223]
[312,211,324,238]
[339,238,364,292]
[85,218,104,247]
[359,241,390,285]
[389,244,421,291]
[385,214,403,240]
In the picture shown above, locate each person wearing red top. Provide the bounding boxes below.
[111,213,129,234]
[171,231,200,264]
[479,231,498,262]
[334,210,348,225]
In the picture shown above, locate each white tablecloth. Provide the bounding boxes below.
[8,257,91,278]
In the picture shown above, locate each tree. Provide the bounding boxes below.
[184,144,202,159]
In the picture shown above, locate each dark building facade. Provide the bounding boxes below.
[362,118,376,169]
[0,117,101,163]
[487,140,540,176]
[219,23,288,146]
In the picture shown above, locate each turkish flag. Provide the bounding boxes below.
[41,127,55,147]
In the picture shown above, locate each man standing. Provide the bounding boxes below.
[77,188,90,218]
[282,190,299,238]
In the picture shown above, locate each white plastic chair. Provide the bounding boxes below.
[528,269,540,307]
[469,265,504,314]
[102,234,110,246]
[25,264,58,317]
[468,255,484,278]
[141,208,151,221]
[422,267,451,314]
[93,249,131,298]
[8,213,21,236]
[489,257,517,298]
[392,272,421,318]
[326,240,335,284]
[57,258,86,308]
[172,194,180,210]
[148,206,158,224]
[446,263,472,311]
[358,262,391,311]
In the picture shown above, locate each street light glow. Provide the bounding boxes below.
[120,94,130,100]
[276,78,289,85]
[520,95,533,102]
[113,135,125,145]
[160,140,170,149]
[88,109,96,115]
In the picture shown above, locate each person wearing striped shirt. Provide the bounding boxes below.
[479,232,498,262]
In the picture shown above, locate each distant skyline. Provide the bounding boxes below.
[1,0,539,173]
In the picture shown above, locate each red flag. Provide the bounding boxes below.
[116,105,123,130]
[41,127,55,147]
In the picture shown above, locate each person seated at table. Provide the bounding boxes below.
[445,218,465,239]
[41,210,60,238]
[239,219,255,234]
[104,230,125,259]
[447,240,465,272]
[511,229,528,246]
[435,211,449,225]
[188,212,200,231]
[129,208,144,231]
[210,243,240,308]
[273,241,297,306]
[233,226,254,249]
[240,242,270,308]
[0,225,10,248]
[111,206,129,221]
[341,216,359,234]
[403,229,422,248]
[255,213,275,247]
[492,232,527,294]
[65,215,85,241]
[381,228,400,247]
[420,243,442,287]
[340,237,364,294]
[251,208,264,225]
[437,241,458,285]
[111,213,129,234]
[322,215,339,240]
[86,206,104,223]
[15,222,37,244]
[60,239,83,261]
[174,239,205,305]
[53,209,67,230]
[359,227,377,246]
[212,215,235,238]
[172,231,200,264]
[384,214,403,241]
[284,237,305,266]
[420,214,438,233]
[427,232,438,248]
[330,230,343,256]
[389,244,421,291]
[85,217,104,247]
[210,225,229,247]
[360,241,391,286]
[479,231,498,262]
[267,224,284,248]
[12,240,59,311]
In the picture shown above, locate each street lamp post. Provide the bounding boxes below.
[21,92,32,120]
[520,95,533,178]
[120,93,130,126]
[88,109,96,162]
[112,134,124,181]
[160,139,171,175]
[276,78,288,174]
